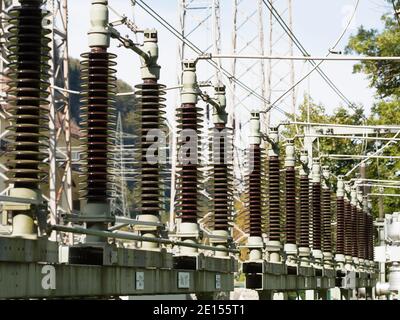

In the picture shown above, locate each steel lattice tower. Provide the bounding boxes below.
[0,0,73,242]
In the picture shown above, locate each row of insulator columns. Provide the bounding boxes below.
[335,177,374,269]
[246,114,374,271]
[175,59,233,255]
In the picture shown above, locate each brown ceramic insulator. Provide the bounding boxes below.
[299,175,310,248]
[344,199,352,257]
[79,50,116,202]
[312,182,322,250]
[357,208,364,259]
[321,188,332,252]
[363,211,368,260]
[5,0,51,189]
[285,166,296,244]
[175,103,203,223]
[365,213,369,260]
[364,214,368,260]
[268,156,281,241]
[212,125,233,231]
[336,196,345,255]
[368,214,374,261]
[260,150,269,233]
[135,80,166,216]
[248,144,262,237]
[351,204,358,257]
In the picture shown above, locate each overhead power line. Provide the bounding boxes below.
[133,0,288,116]
[262,0,357,111]
[201,54,400,61]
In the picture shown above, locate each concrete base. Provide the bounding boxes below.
[244,261,336,295]
[0,237,236,299]
[0,262,235,299]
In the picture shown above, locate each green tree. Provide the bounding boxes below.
[284,95,368,178]
[346,2,400,215]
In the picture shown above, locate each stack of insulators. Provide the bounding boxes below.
[336,196,345,255]
[368,214,374,261]
[351,204,358,258]
[175,103,203,223]
[357,207,364,259]
[362,211,368,261]
[365,214,370,261]
[321,188,332,252]
[285,166,296,244]
[79,49,116,202]
[268,156,281,242]
[6,0,50,189]
[248,144,262,237]
[135,80,166,216]
[260,150,268,233]
[344,199,352,257]
[212,126,233,231]
[299,174,310,248]
[312,182,322,251]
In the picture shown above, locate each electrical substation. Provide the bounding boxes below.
[0,0,399,301]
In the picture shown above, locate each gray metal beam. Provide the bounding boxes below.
[0,262,234,299]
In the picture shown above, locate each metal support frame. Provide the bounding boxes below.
[0,260,234,299]
[47,0,73,240]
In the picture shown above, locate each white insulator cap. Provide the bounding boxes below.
[212,83,227,124]
[344,182,351,201]
[141,29,160,80]
[312,159,321,183]
[249,111,261,145]
[88,0,110,48]
[357,187,363,209]
[322,166,330,189]
[322,166,330,180]
[337,176,345,197]
[299,149,308,176]
[181,59,198,104]
[351,187,357,206]
[367,198,372,213]
[284,140,295,167]
[268,127,279,157]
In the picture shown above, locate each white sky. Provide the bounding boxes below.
[67,0,388,128]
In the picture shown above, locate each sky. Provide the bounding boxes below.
[67,0,390,127]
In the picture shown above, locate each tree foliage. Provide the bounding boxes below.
[343,3,400,215]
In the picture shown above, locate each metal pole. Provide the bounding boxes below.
[229,0,237,129]
[323,155,400,160]
[51,224,239,254]
[288,0,295,116]
[286,121,400,131]
[169,0,187,232]
[258,0,268,135]
[62,0,73,215]
[267,0,273,127]
[346,130,400,177]
[369,193,400,197]
[304,134,400,142]
[48,0,57,240]
[211,0,221,82]
[199,53,400,61]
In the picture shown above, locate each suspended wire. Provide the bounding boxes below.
[133,0,288,116]
[345,130,400,177]
[262,0,358,112]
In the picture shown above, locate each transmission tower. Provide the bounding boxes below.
[47,0,73,228]
[0,0,73,241]
[230,0,295,133]
[0,1,15,195]
[110,112,129,217]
